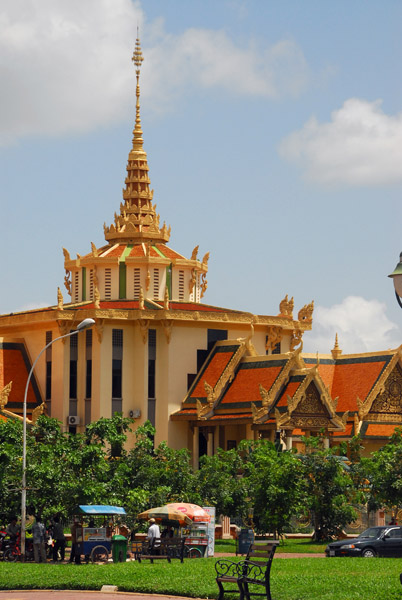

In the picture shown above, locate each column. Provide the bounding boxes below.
[207,429,214,456]
[192,426,199,470]
[286,433,293,450]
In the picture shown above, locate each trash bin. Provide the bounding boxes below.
[237,529,254,555]
[112,535,127,562]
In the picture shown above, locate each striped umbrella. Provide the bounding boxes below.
[137,506,192,526]
[166,503,211,523]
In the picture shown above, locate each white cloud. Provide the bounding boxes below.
[279,98,402,186]
[145,30,309,106]
[303,296,401,354]
[0,0,309,146]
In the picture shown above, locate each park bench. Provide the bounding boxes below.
[215,541,279,600]
[134,536,185,563]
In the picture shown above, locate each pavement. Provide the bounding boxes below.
[0,593,199,600]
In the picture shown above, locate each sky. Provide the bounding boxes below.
[0,0,402,354]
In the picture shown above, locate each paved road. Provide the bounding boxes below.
[0,592,200,600]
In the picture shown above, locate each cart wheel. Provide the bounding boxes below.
[187,547,202,559]
[4,548,19,562]
[91,545,109,563]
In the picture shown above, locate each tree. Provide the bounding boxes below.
[195,447,249,519]
[301,435,358,540]
[365,427,402,513]
[242,439,305,538]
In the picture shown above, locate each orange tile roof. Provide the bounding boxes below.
[128,245,146,257]
[155,245,186,260]
[167,302,226,312]
[0,344,40,418]
[364,423,399,437]
[304,356,391,413]
[190,350,237,398]
[221,363,285,406]
[211,413,252,420]
[276,380,303,407]
[332,423,354,437]
[104,245,126,258]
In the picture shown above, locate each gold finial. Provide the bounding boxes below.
[104,35,171,245]
[57,287,64,310]
[132,33,144,74]
[331,333,342,359]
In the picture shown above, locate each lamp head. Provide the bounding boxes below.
[76,318,96,331]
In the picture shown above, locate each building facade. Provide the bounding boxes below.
[1,39,401,462]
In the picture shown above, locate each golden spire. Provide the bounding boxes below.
[331,333,342,359]
[104,35,171,245]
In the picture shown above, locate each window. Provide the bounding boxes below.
[69,333,78,399]
[153,268,159,299]
[104,268,112,300]
[85,329,92,400]
[272,342,281,355]
[112,330,123,408]
[207,329,228,351]
[89,269,94,300]
[45,331,52,401]
[178,270,184,301]
[148,329,156,426]
[74,272,79,302]
[133,267,141,299]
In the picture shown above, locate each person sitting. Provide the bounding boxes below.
[6,517,19,541]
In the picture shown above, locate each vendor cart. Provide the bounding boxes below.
[74,505,127,563]
[182,522,209,558]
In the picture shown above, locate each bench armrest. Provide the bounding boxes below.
[215,559,243,579]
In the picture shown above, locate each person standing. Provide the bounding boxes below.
[32,515,47,563]
[146,518,161,554]
[52,516,66,562]
[68,519,81,564]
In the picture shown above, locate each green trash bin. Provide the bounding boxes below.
[112,535,127,563]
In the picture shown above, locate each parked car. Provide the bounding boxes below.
[325,526,402,557]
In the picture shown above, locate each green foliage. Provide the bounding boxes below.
[300,435,358,540]
[365,426,402,512]
[243,439,305,537]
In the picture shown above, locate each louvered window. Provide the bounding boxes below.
[104,268,112,299]
[134,268,141,299]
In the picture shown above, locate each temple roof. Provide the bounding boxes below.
[173,342,402,440]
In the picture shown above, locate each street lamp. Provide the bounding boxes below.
[388,252,402,309]
[20,317,95,559]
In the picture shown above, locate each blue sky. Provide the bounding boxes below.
[1,0,401,353]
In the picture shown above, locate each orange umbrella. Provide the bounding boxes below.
[166,503,211,523]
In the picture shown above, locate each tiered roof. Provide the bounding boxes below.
[173,340,402,441]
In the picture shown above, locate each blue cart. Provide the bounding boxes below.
[75,505,127,563]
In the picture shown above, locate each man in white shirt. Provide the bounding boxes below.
[146,518,161,554]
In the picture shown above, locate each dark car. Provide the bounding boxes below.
[325,526,402,558]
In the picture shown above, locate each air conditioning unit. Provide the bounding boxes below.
[128,409,141,419]
[68,415,80,426]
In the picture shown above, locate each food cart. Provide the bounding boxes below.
[74,505,127,563]
[182,521,209,557]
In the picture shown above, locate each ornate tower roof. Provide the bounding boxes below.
[103,36,171,245]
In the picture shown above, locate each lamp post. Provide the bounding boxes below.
[388,252,402,309]
[20,317,95,559]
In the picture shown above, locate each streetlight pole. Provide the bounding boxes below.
[388,252,402,309]
[20,317,95,559]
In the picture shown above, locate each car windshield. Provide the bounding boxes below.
[358,527,383,539]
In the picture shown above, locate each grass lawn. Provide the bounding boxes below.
[215,537,327,554]
[1,557,402,600]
